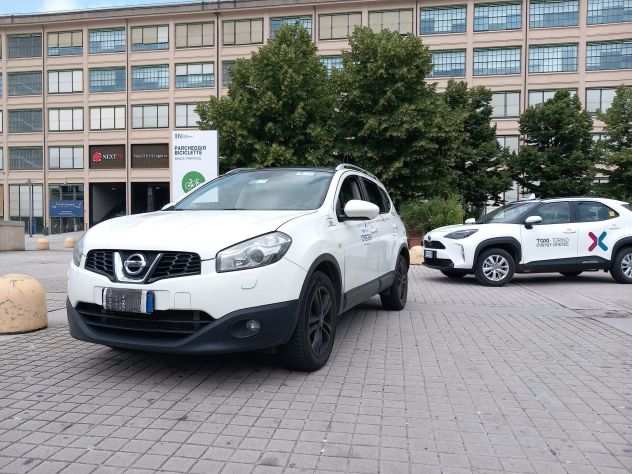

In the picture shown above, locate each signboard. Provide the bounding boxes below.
[50,200,83,218]
[171,130,218,201]
[89,145,125,169]
[132,144,169,169]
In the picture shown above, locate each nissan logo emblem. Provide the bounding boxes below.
[124,253,147,276]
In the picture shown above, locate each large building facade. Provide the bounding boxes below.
[0,0,630,233]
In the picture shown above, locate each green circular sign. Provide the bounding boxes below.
[182,171,205,193]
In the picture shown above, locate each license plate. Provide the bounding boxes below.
[103,288,154,314]
[424,250,435,260]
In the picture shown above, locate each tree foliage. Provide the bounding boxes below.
[196,26,337,171]
[600,86,632,201]
[333,27,460,205]
[508,90,596,197]
[443,81,511,215]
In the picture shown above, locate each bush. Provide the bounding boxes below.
[400,196,465,236]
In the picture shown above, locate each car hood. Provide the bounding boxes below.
[83,210,312,260]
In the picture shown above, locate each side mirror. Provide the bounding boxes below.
[464,218,476,225]
[161,202,175,211]
[524,215,542,229]
[343,200,380,221]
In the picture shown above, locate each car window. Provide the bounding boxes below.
[378,187,392,213]
[576,202,618,222]
[361,178,388,214]
[624,203,631,212]
[534,202,571,225]
[336,176,362,217]
[479,202,538,224]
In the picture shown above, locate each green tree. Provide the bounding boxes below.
[196,25,336,170]
[508,90,596,197]
[443,81,511,215]
[599,86,632,201]
[333,27,460,205]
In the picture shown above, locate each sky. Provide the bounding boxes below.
[1,0,188,15]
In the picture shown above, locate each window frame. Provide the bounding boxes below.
[528,43,578,74]
[529,0,580,28]
[222,18,264,46]
[574,201,619,223]
[8,109,43,134]
[48,146,84,170]
[420,5,468,35]
[175,103,201,128]
[130,24,169,51]
[368,9,414,34]
[585,87,617,114]
[8,146,44,170]
[8,71,43,97]
[335,174,364,220]
[491,91,521,118]
[89,105,126,131]
[473,2,522,32]
[587,0,632,25]
[8,33,42,59]
[533,201,572,225]
[88,27,126,55]
[429,49,466,78]
[48,69,83,95]
[175,21,215,49]
[131,104,169,129]
[473,46,522,76]
[270,15,313,38]
[528,88,577,106]
[496,135,520,154]
[318,12,362,41]
[222,60,236,88]
[131,64,170,91]
[88,67,126,93]
[586,39,632,71]
[48,108,84,133]
[47,30,83,57]
[175,62,215,89]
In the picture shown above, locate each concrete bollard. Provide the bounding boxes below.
[64,237,75,249]
[410,246,424,265]
[0,274,47,334]
[36,238,49,251]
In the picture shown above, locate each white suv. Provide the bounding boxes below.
[424,197,632,286]
[67,165,409,371]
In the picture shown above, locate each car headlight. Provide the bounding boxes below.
[73,236,85,267]
[216,232,292,273]
[445,229,478,240]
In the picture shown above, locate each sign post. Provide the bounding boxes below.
[171,131,219,201]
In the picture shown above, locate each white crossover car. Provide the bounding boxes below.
[67,165,409,371]
[424,197,632,286]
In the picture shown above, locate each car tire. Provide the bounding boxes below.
[380,255,409,310]
[474,248,515,287]
[441,269,468,280]
[282,271,338,372]
[610,247,632,284]
[561,271,583,278]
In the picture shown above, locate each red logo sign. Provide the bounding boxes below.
[92,151,103,163]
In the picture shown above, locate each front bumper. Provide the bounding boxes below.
[67,298,299,354]
[422,239,473,270]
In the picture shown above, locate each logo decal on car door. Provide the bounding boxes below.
[588,231,608,252]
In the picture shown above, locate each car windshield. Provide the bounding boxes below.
[478,202,538,224]
[624,203,631,212]
[173,169,333,211]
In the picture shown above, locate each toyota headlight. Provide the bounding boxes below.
[216,232,292,273]
[73,236,85,267]
[445,229,478,240]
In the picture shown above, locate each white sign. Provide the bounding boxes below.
[171,130,219,201]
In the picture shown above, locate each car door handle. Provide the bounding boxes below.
[608,226,621,230]
[563,229,577,234]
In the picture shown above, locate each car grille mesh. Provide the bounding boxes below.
[84,250,201,283]
[76,303,213,340]
[424,240,446,249]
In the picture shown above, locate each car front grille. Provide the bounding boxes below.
[76,303,213,340]
[424,240,445,250]
[84,250,201,283]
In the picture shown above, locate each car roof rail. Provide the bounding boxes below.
[224,168,253,175]
[335,163,377,179]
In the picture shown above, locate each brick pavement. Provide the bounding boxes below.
[0,263,631,474]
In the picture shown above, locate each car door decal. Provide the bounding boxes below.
[588,231,608,252]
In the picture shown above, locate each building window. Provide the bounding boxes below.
[8,109,42,133]
[586,87,616,113]
[89,67,126,93]
[89,28,126,54]
[474,2,522,31]
[474,47,521,75]
[429,50,466,77]
[0,111,3,134]
[222,61,235,88]
[131,25,169,51]
[9,183,44,234]
[528,44,577,73]
[368,9,414,34]
[8,72,42,96]
[529,0,579,28]
[175,63,214,89]
[420,6,467,35]
[132,104,169,129]
[588,0,632,24]
[270,16,313,38]
[48,70,83,94]
[49,184,85,234]
[320,56,344,75]
[48,31,82,56]
[497,135,520,153]
[492,92,521,117]
[176,22,214,48]
[9,147,43,170]
[49,146,83,169]
[90,106,126,130]
[528,88,577,105]
[0,148,3,169]
[8,33,42,58]
[132,64,169,90]
[48,108,83,132]
[586,40,632,71]
[319,12,362,40]
[175,104,200,128]
[223,19,264,46]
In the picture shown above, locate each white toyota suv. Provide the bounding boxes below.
[67,165,409,371]
[424,197,632,286]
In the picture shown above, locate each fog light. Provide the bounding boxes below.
[246,320,261,332]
